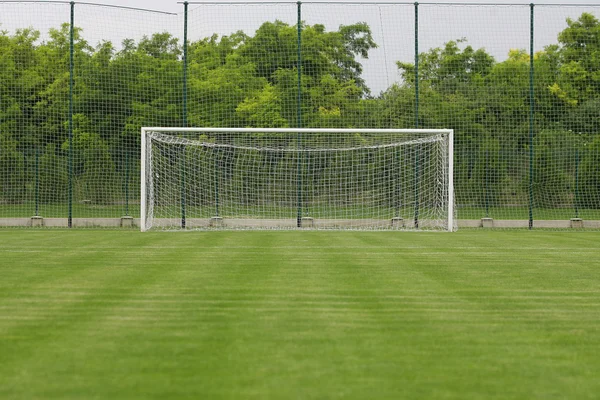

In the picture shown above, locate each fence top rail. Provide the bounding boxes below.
[142,127,454,135]
[3,1,598,10]
[0,1,178,14]
[182,1,600,6]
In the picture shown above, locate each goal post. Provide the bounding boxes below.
[141,127,455,231]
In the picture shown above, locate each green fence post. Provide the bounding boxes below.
[124,151,130,217]
[575,149,580,219]
[485,149,490,218]
[414,2,420,229]
[528,3,535,230]
[296,1,303,228]
[35,147,40,217]
[395,147,401,219]
[414,2,419,129]
[183,1,188,128]
[181,1,188,228]
[213,152,219,219]
[67,1,75,228]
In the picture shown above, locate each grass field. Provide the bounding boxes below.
[1,230,599,399]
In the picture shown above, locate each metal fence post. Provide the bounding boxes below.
[528,3,535,230]
[68,1,75,228]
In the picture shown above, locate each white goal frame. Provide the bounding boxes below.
[141,127,454,232]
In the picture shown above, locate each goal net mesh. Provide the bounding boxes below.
[143,129,454,230]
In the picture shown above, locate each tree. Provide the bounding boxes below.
[236,83,288,128]
[397,39,494,96]
[532,129,583,208]
[578,136,600,209]
[0,134,25,203]
[552,13,600,105]
[239,20,376,96]
[38,143,68,204]
[62,114,118,204]
[187,50,265,127]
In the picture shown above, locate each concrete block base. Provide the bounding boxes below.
[391,217,404,228]
[210,216,224,227]
[121,216,134,228]
[301,217,314,228]
[481,217,494,228]
[570,218,584,229]
[31,216,44,227]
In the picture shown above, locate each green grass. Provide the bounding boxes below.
[1,230,599,399]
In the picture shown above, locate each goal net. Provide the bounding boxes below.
[141,128,455,231]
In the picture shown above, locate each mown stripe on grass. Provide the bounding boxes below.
[0,230,599,399]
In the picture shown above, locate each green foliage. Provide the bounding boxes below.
[38,143,68,204]
[0,134,25,203]
[2,12,600,214]
[532,129,581,208]
[397,39,494,95]
[467,136,507,209]
[579,136,600,209]
[236,83,288,128]
[554,13,600,104]
[59,114,118,204]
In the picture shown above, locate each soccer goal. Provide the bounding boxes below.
[141,127,455,231]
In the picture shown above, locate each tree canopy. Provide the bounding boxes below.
[1,14,599,210]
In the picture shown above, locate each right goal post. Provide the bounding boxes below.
[141,127,455,231]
